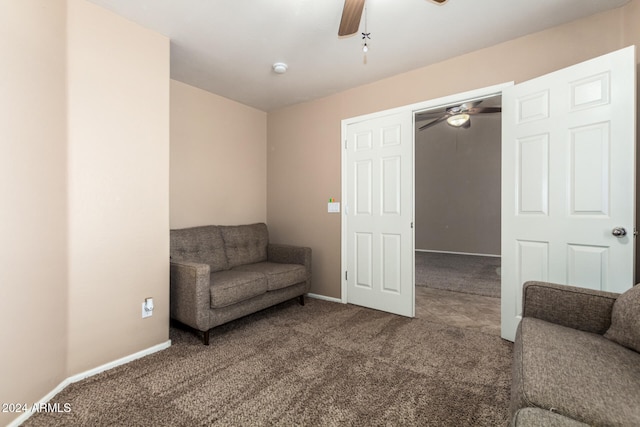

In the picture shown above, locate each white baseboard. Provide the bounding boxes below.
[7,340,171,427]
[415,249,501,258]
[67,340,171,383]
[307,293,343,304]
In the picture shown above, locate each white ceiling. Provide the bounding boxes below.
[87,0,629,112]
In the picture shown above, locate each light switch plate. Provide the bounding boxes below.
[328,202,340,213]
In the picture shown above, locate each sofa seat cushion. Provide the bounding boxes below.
[210,270,267,309]
[233,262,307,291]
[514,317,640,426]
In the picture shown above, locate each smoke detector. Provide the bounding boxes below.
[272,62,288,74]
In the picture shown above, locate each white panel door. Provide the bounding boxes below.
[502,46,636,341]
[345,111,414,317]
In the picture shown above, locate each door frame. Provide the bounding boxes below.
[340,82,513,305]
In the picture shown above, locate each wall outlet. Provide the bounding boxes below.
[142,297,154,318]
[142,302,152,318]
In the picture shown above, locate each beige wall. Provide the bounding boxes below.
[2,1,170,424]
[267,4,639,299]
[0,2,68,425]
[415,115,501,255]
[170,80,267,228]
[1,2,638,424]
[66,0,170,375]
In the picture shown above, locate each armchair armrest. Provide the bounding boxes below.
[522,281,619,335]
[268,243,312,279]
[170,260,211,331]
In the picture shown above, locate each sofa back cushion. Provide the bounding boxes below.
[604,284,640,353]
[170,225,229,272]
[221,223,268,268]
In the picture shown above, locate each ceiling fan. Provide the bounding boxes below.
[416,101,501,131]
[338,0,449,36]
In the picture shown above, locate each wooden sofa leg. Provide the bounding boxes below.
[203,330,210,346]
[299,295,305,306]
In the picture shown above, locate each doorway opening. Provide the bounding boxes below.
[413,94,502,334]
[342,47,635,341]
[340,81,512,325]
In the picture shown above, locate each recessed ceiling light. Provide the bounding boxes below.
[272,62,288,74]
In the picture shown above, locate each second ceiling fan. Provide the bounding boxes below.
[338,0,449,36]
[416,101,502,130]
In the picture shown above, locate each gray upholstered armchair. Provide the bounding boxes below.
[510,281,640,425]
[170,223,311,345]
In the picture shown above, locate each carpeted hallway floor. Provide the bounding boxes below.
[414,251,502,336]
[416,287,501,336]
[415,251,501,298]
[24,297,512,427]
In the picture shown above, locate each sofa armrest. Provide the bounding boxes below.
[268,244,312,278]
[170,260,211,331]
[522,281,619,335]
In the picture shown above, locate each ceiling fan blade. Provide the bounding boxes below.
[338,0,365,36]
[418,115,448,131]
[467,107,502,115]
[415,111,445,121]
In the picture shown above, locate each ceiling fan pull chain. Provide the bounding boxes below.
[362,4,370,54]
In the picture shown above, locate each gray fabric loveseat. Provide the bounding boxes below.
[170,223,311,345]
[511,281,640,426]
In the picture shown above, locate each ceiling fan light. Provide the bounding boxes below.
[447,113,470,127]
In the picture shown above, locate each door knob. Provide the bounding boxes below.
[612,227,627,237]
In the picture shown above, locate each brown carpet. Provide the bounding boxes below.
[415,252,501,298]
[25,298,513,427]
